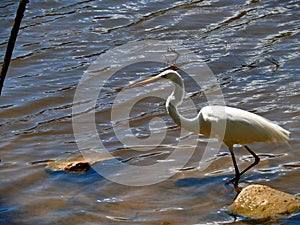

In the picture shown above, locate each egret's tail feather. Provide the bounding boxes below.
[269,123,290,143]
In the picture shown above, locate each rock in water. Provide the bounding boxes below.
[46,156,91,172]
[229,184,300,219]
[45,155,115,172]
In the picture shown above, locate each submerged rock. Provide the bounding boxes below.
[46,156,91,172]
[45,155,115,172]
[229,184,300,219]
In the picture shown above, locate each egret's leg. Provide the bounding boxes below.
[240,145,260,176]
[228,146,240,187]
[240,145,260,175]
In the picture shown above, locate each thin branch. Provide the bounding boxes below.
[0,0,29,95]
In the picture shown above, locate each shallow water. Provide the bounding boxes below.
[0,0,299,224]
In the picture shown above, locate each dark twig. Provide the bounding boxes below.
[0,0,29,95]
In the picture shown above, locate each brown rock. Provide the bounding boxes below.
[46,156,91,172]
[45,155,115,172]
[229,184,300,219]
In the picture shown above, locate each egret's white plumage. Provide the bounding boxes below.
[131,69,290,189]
[199,105,290,146]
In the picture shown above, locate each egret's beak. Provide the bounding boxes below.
[128,73,164,88]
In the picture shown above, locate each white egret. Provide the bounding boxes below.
[130,69,290,189]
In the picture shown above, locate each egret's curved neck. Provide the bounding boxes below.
[165,73,201,133]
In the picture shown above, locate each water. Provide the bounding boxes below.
[0,0,299,224]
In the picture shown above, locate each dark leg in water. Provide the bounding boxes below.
[228,146,240,188]
[227,145,260,193]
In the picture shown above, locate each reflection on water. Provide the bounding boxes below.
[0,0,299,224]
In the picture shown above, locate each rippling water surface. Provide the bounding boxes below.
[0,0,299,224]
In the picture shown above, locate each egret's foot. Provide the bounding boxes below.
[234,185,242,193]
[225,177,241,193]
